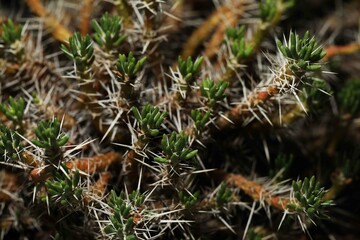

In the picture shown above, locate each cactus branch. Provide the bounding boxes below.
[25,0,72,43]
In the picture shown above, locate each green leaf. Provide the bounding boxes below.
[91,12,126,51]
[157,131,196,165]
[1,19,23,44]
[117,52,147,79]
[61,32,95,74]
[132,103,166,137]
[177,55,203,83]
[154,157,169,163]
[338,79,360,114]
[277,31,325,66]
[260,0,277,22]
[289,176,333,219]
[185,150,198,160]
[0,97,25,124]
[32,118,69,153]
[201,79,228,107]
[57,135,70,147]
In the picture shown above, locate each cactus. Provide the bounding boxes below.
[0,1,360,239]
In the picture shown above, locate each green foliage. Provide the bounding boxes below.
[107,190,145,212]
[45,165,83,207]
[105,190,144,239]
[106,190,133,237]
[61,33,95,74]
[200,78,228,107]
[107,191,131,216]
[269,153,293,180]
[190,109,210,131]
[32,118,69,150]
[339,156,360,178]
[1,19,22,44]
[92,12,126,51]
[260,0,277,22]
[247,229,263,240]
[0,2,350,239]
[0,125,23,160]
[216,183,232,205]
[154,131,198,165]
[259,0,296,22]
[226,26,254,60]
[177,56,203,82]
[178,190,199,209]
[52,233,63,240]
[301,78,332,113]
[226,26,245,40]
[0,96,25,125]
[287,176,333,219]
[117,52,147,80]
[128,190,146,207]
[131,103,167,137]
[338,79,360,115]
[276,31,326,71]
[282,0,296,8]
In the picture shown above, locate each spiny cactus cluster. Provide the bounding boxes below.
[0,0,360,239]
